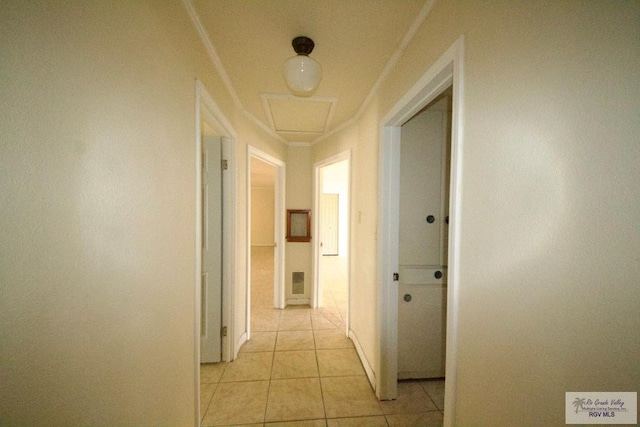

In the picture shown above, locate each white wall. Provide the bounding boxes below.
[0,1,285,424]
[314,0,640,424]
[451,2,640,423]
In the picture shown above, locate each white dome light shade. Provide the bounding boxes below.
[283,36,322,97]
[283,55,322,96]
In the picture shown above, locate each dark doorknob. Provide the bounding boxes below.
[426,215,435,223]
[434,271,443,279]
[403,294,412,302]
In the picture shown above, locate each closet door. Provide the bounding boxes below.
[397,96,450,379]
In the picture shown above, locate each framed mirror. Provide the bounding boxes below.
[286,209,311,242]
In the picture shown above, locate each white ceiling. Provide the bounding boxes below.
[188,0,432,145]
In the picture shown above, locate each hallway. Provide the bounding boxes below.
[200,247,444,426]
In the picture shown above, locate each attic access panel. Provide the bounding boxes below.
[262,94,337,137]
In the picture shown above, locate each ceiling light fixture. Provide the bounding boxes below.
[283,36,322,97]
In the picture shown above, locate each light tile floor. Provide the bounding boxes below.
[200,247,444,426]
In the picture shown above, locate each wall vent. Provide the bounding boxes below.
[292,272,305,295]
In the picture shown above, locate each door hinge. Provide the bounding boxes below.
[221,326,227,337]
[393,273,399,281]
[221,159,228,170]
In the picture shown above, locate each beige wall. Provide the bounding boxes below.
[236,118,287,342]
[314,0,640,424]
[285,146,313,302]
[0,0,284,425]
[2,1,639,425]
[251,187,275,246]
[453,2,640,423]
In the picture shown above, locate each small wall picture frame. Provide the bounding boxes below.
[286,209,311,242]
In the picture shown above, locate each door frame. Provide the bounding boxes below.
[247,146,286,320]
[194,80,236,424]
[377,36,464,427]
[312,150,351,326]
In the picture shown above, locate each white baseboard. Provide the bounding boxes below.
[233,332,247,361]
[285,298,310,306]
[349,329,377,392]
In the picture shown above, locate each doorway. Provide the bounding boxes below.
[249,157,276,315]
[313,152,351,334]
[246,146,286,338]
[320,193,339,256]
[377,37,464,427]
[396,91,451,412]
[195,80,237,424]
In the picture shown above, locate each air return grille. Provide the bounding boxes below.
[292,272,305,295]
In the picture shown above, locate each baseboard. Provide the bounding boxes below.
[349,329,377,392]
[234,331,247,361]
[285,298,310,306]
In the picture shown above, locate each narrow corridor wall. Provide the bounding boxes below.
[0,0,285,424]
[314,1,640,424]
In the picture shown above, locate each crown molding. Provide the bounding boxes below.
[312,0,436,147]
[183,0,436,149]
[355,0,436,120]
[241,110,289,144]
[183,0,291,147]
[181,0,243,109]
[309,116,357,146]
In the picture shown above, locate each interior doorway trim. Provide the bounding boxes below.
[377,36,464,427]
[247,146,286,324]
[312,150,351,318]
[195,80,237,425]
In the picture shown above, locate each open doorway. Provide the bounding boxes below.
[246,146,286,338]
[249,157,277,314]
[195,80,237,424]
[313,152,351,333]
[378,37,464,427]
[396,88,452,412]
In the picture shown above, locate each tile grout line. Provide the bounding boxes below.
[419,379,445,412]
[313,327,330,423]
[212,251,445,426]
[262,342,276,425]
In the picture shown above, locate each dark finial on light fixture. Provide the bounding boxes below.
[291,36,315,56]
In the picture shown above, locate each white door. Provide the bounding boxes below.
[201,136,222,363]
[320,194,339,256]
